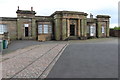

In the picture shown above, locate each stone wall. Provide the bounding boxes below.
[0,20,17,40]
[110,29,120,37]
[96,15,110,38]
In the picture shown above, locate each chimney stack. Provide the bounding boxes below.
[90,13,93,18]
[18,6,19,10]
[31,7,33,11]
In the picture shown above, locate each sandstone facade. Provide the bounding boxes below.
[0,7,110,41]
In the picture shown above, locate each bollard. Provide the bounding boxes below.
[0,40,2,54]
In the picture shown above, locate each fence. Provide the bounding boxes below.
[110,29,120,37]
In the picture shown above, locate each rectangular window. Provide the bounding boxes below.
[38,25,42,34]
[49,25,52,33]
[0,24,7,34]
[93,27,96,34]
[24,24,29,27]
[102,26,105,33]
[44,25,48,34]
[38,24,52,34]
[90,26,95,36]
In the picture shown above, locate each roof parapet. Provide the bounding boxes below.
[16,7,36,14]
[97,15,111,18]
[51,11,88,16]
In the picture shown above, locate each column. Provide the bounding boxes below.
[84,19,87,37]
[97,21,101,38]
[78,19,80,37]
[62,18,67,40]
[81,19,84,37]
[106,21,110,37]
[55,18,61,40]
[67,19,70,37]
[31,18,36,39]
[17,18,22,40]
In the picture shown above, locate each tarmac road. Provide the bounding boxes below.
[47,38,118,78]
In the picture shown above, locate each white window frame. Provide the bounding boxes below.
[90,26,94,36]
[102,26,105,33]
[43,25,49,34]
[38,25,43,34]
[90,26,96,36]
[49,25,52,33]
[38,24,52,34]
[24,24,29,27]
[0,24,7,34]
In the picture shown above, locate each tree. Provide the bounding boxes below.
[113,26,120,30]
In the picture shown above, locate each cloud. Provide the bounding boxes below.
[0,0,119,27]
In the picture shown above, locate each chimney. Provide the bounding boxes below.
[31,7,33,11]
[90,13,93,18]
[18,6,19,10]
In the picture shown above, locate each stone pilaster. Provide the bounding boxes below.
[97,21,101,38]
[54,18,61,40]
[67,19,70,37]
[17,18,22,40]
[62,18,67,40]
[84,19,87,38]
[31,18,36,39]
[78,19,80,37]
[106,21,110,37]
[81,19,84,37]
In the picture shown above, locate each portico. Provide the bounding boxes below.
[52,11,88,40]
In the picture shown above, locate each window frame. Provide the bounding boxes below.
[38,24,43,34]
[0,24,7,34]
[43,24,49,34]
[38,24,52,34]
[90,26,96,36]
[101,26,105,33]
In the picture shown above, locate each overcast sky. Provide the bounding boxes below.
[0,0,119,28]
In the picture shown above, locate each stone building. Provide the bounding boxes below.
[0,7,110,41]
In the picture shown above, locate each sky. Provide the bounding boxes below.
[0,0,119,28]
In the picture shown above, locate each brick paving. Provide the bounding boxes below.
[1,43,68,78]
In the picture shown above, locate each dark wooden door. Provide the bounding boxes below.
[25,27,29,37]
[70,25,75,36]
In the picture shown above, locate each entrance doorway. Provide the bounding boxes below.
[24,24,29,37]
[25,27,29,37]
[70,25,75,36]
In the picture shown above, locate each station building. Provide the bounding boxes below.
[0,7,110,41]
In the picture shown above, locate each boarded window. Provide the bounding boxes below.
[0,24,7,34]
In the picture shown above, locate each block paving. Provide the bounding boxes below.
[1,43,67,78]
